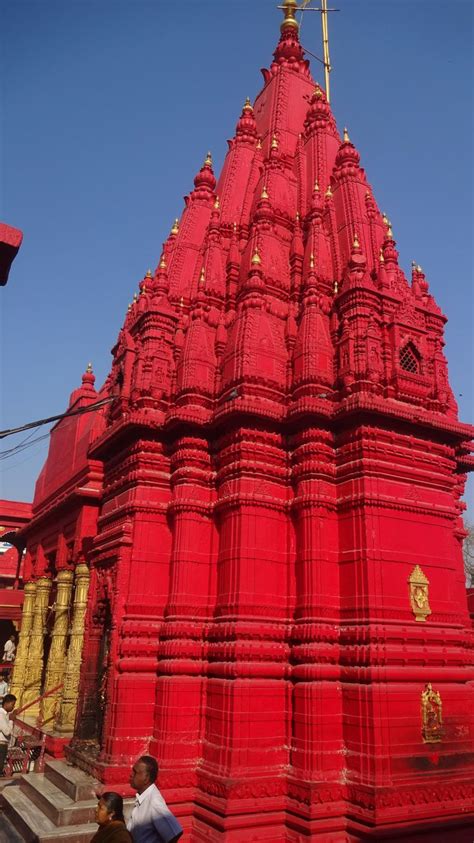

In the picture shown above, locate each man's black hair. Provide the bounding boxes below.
[2,694,16,706]
[138,755,158,782]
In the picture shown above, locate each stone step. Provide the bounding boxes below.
[0,813,25,843]
[43,758,98,802]
[1,786,97,843]
[20,773,97,826]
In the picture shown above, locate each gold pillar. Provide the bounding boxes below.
[9,581,37,705]
[40,569,74,725]
[21,576,52,714]
[55,564,90,733]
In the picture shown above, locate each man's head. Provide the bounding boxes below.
[129,755,159,794]
[2,693,16,713]
[9,636,15,643]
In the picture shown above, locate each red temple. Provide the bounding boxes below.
[8,2,474,840]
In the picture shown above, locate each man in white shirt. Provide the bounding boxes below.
[3,636,16,662]
[0,674,8,703]
[127,755,183,843]
[0,693,17,775]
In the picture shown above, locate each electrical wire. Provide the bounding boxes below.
[0,397,113,441]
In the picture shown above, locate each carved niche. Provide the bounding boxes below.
[421,683,443,744]
[408,565,431,622]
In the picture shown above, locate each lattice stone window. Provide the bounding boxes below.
[399,343,420,374]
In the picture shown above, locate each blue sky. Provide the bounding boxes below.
[1,0,473,515]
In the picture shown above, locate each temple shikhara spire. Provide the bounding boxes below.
[7,5,474,842]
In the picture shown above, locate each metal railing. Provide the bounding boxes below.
[4,683,63,776]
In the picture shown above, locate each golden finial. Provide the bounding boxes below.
[251,249,262,266]
[256,137,262,150]
[295,211,300,222]
[279,0,299,32]
[382,212,389,226]
[353,233,360,249]
[146,268,152,278]
[387,225,393,239]
[243,96,253,111]
[379,248,385,263]
[214,196,220,210]
[314,179,320,193]
[179,295,184,309]
[417,264,423,273]
[343,127,350,143]
[127,303,132,311]
[204,151,212,167]
[171,218,179,235]
[199,266,206,285]
[233,221,238,233]
[310,253,315,269]
[333,279,339,294]
[133,292,138,303]
[141,285,146,295]
[261,185,269,200]
[159,255,167,269]
[314,84,323,100]
[86,362,93,373]
[325,184,333,198]
[271,134,278,150]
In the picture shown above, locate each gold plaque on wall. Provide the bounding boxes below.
[421,683,443,743]
[408,565,431,622]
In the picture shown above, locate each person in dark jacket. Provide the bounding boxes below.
[90,792,134,843]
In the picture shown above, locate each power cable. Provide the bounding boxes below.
[0,397,113,441]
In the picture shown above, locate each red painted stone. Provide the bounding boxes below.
[22,13,474,841]
[0,222,23,285]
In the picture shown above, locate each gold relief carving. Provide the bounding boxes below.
[9,581,37,704]
[421,683,443,744]
[40,569,74,725]
[408,565,431,622]
[55,564,90,733]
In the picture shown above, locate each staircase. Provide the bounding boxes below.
[0,758,132,842]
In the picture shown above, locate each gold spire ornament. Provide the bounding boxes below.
[159,255,167,269]
[271,134,279,150]
[171,218,179,235]
[325,184,332,198]
[146,268,152,278]
[353,233,360,249]
[199,266,206,285]
[251,249,262,266]
[243,96,253,111]
[261,185,269,200]
[343,127,350,143]
[278,0,299,31]
[86,362,93,373]
[309,253,315,269]
[204,151,212,166]
[214,196,220,209]
[314,179,320,193]
[256,137,262,150]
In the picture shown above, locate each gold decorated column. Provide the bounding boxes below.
[40,569,74,725]
[21,576,52,715]
[55,564,90,733]
[9,581,37,705]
